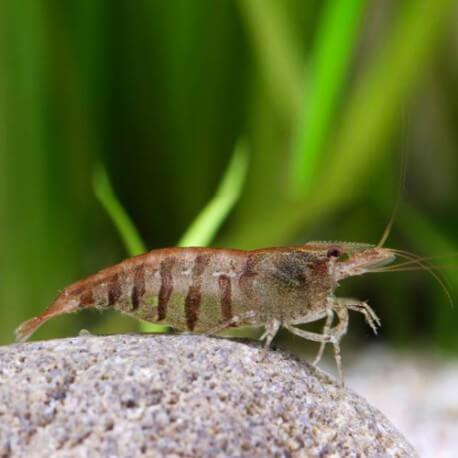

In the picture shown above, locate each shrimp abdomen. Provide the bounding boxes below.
[15,247,248,341]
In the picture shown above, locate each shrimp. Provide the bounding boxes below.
[15,242,400,384]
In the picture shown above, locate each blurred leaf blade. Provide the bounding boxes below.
[316,0,455,209]
[290,0,367,196]
[179,140,249,247]
[0,1,51,342]
[237,0,303,118]
[223,0,454,252]
[93,165,146,256]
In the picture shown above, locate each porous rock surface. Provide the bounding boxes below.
[0,334,416,457]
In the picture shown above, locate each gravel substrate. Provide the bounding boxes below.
[0,334,415,457]
[345,345,458,458]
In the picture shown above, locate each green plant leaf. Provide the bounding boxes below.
[178,140,249,247]
[315,0,454,210]
[290,0,367,196]
[237,0,303,119]
[93,165,146,256]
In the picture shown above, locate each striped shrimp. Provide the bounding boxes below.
[15,243,403,384]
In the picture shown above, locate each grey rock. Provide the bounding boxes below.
[0,334,416,457]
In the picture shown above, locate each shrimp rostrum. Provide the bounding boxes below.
[15,242,405,384]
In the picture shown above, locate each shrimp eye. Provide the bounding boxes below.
[327,246,342,258]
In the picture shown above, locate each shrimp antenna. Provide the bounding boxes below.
[377,122,409,248]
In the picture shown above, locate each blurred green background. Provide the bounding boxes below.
[0,0,457,354]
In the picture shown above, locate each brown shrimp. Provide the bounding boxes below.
[15,243,399,384]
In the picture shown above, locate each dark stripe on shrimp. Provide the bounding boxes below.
[108,274,122,306]
[157,257,175,321]
[185,254,210,331]
[218,274,232,321]
[131,264,145,310]
[79,289,94,307]
[239,254,258,299]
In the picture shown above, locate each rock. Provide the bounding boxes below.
[0,334,416,457]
